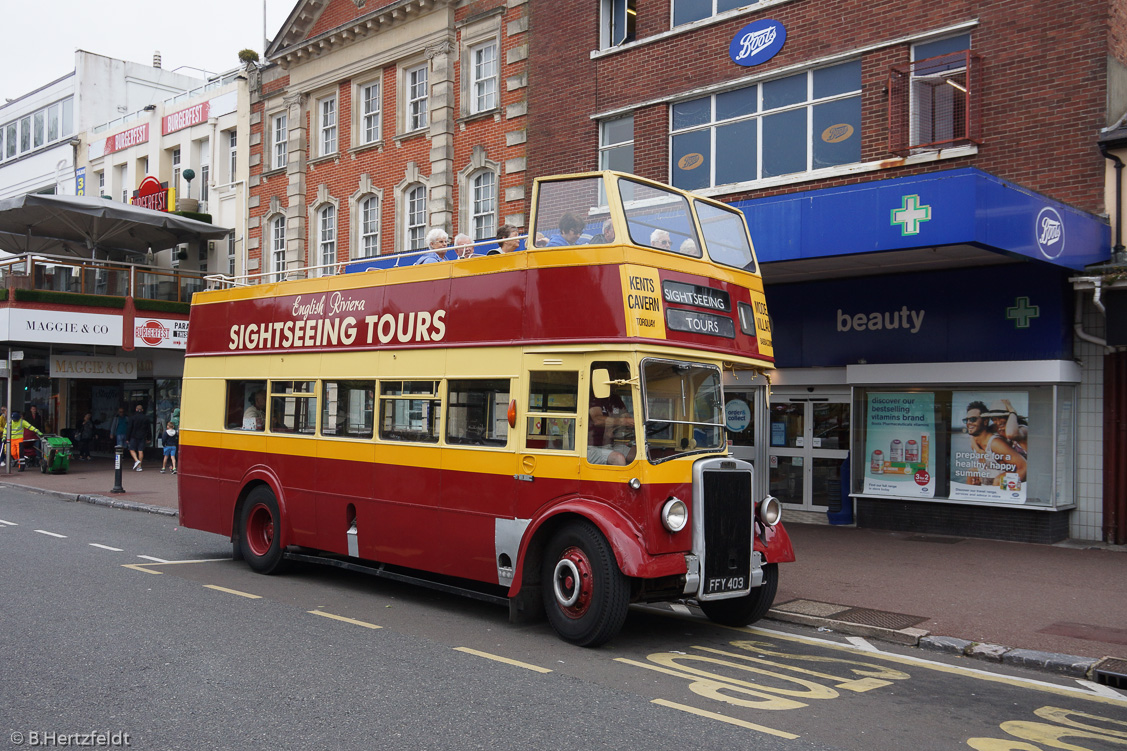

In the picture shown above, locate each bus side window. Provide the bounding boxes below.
[379,380,441,443]
[322,380,375,439]
[226,379,265,430]
[447,379,510,446]
[525,371,577,451]
[270,380,317,434]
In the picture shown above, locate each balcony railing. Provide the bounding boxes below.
[0,255,207,304]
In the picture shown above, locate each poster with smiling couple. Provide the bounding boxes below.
[950,391,1029,504]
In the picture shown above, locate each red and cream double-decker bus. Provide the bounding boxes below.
[178,171,792,646]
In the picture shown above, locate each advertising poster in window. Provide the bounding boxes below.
[863,392,935,497]
[950,392,1029,504]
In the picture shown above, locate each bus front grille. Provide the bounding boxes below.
[699,468,753,598]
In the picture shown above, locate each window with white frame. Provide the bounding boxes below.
[599,116,634,172]
[318,94,338,156]
[670,59,861,190]
[318,204,337,274]
[360,196,380,257]
[406,64,429,132]
[198,139,210,204]
[227,234,236,275]
[118,165,128,203]
[470,41,498,114]
[470,171,497,240]
[600,0,636,49]
[227,130,237,180]
[171,148,181,196]
[405,185,426,250]
[270,215,286,281]
[272,112,288,170]
[360,80,381,144]
[672,0,748,28]
[0,96,73,161]
[96,171,105,197]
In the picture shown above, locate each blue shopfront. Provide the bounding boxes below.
[724,168,1110,543]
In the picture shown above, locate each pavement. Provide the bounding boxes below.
[2,453,1126,684]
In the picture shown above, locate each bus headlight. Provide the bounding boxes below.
[661,497,688,532]
[758,495,781,527]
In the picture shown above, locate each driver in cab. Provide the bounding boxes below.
[587,365,636,465]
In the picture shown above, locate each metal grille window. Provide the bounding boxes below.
[600,116,634,173]
[471,171,496,240]
[318,204,336,274]
[362,81,381,143]
[406,185,426,250]
[272,113,287,169]
[360,196,380,257]
[888,35,980,156]
[471,42,498,114]
[319,95,338,155]
[407,64,429,132]
[671,60,861,190]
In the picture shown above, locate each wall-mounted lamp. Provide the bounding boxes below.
[143,104,157,111]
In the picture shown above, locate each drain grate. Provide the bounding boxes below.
[832,607,929,630]
[1094,658,1127,690]
[905,535,964,544]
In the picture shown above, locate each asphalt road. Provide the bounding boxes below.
[1,490,1124,751]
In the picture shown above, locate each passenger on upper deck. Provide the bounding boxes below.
[650,229,672,250]
[415,228,449,264]
[489,224,522,255]
[546,212,585,247]
[452,233,474,259]
[589,218,615,244]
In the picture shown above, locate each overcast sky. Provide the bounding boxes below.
[3,1,294,102]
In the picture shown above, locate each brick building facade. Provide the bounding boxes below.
[528,0,1127,542]
[247,0,529,279]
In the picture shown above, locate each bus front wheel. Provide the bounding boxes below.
[239,486,287,574]
[541,521,629,647]
[699,563,778,627]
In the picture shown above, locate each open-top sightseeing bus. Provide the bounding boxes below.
[178,171,792,646]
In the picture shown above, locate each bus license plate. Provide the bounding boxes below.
[705,575,746,594]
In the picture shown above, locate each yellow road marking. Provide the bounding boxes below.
[204,584,261,599]
[454,647,553,673]
[308,610,382,630]
[122,557,229,574]
[651,699,799,738]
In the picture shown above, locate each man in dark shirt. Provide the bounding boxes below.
[127,403,149,471]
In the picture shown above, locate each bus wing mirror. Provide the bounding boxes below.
[592,369,611,400]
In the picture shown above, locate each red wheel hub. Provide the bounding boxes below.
[552,546,594,619]
[246,502,275,557]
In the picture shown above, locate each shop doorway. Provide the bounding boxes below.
[766,391,850,512]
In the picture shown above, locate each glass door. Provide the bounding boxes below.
[768,393,850,511]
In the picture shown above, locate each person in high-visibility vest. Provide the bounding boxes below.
[0,406,7,467]
[8,410,43,470]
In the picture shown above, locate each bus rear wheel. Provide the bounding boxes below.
[239,486,287,574]
[699,563,778,627]
[541,521,629,647]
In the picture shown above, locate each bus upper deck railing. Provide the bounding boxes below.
[0,254,208,304]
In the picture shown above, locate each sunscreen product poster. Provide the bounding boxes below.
[950,391,1029,504]
[863,392,935,498]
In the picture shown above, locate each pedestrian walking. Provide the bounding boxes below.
[160,423,178,474]
[127,403,149,471]
[110,406,129,451]
[76,413,95,460]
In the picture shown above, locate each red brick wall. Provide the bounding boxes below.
[248,1,526,275]
[529,0,1119,214]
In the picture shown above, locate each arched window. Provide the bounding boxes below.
[470,171,496,240]
[270,215,286,282]
[360,196,380,257]
[317,204,337,274]
[405,185,426,250]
